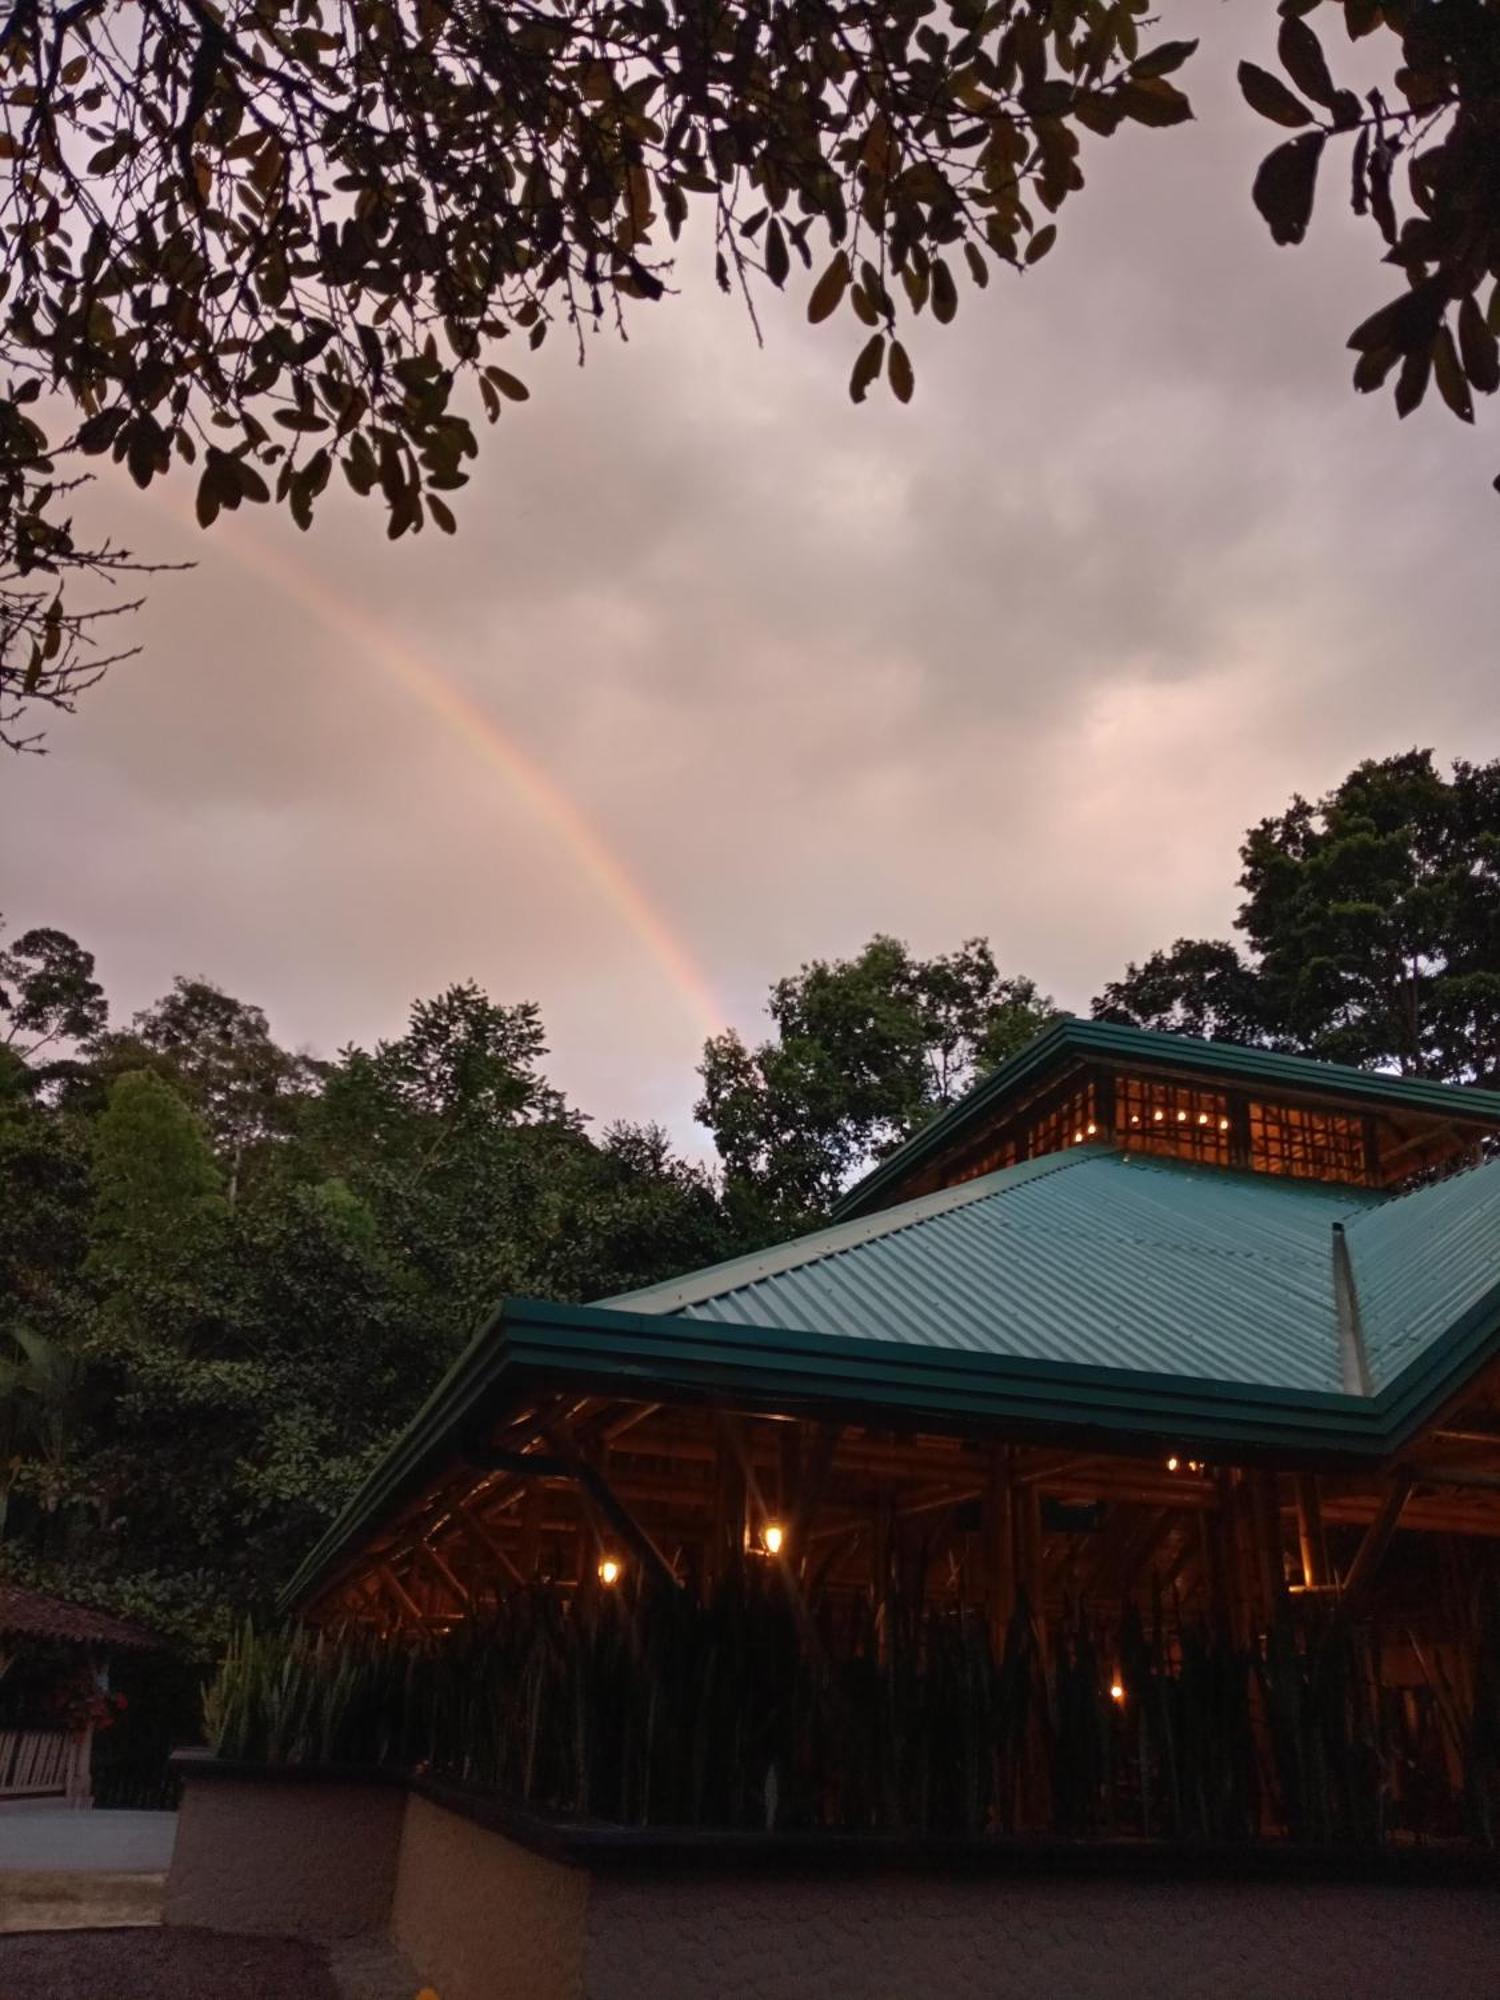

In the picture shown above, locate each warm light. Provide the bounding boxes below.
[1152,1110,1164,1123]
[1166,1456,1179,1472]
[1086,1122,1097,1136]
[1130,1114,1140,1127]
[598,1558,622,1586]
[1110,1682,1125,1703]
[1176,1110,1187,1123]
[1219,1118,1230,1132]
[1073,1129,1085,1144]
[1197,1113,1208,1126]
[762,1523,785,1556]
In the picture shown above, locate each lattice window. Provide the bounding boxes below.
[1027,1078,1099,1160]
[1249,1101,1370,1185]
[1114,1074,1232,1166]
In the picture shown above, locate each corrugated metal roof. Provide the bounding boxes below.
[612,1150,1387,1394]
[1346,1160,1500,1391]
[283,1153,1500,1611]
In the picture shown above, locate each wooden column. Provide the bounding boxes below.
[986,1446,1016,1657]
[1295,1474,1329,1589]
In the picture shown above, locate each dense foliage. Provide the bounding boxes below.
[698,935,1055,1227]
[4,747,1499,1664]
[0,947,738,1650]
[1094,751,1500,1085]
[205,1572,1500,1846]
[3,0,1499,743]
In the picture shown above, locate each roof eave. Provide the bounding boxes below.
[282,1289,1467,1616]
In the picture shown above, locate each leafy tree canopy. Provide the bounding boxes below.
[0,956,744,1645]
[697,933,1056,1224]
[1095,750,1500,1086]
[2,0,1497,743]
[0,918,108,1062]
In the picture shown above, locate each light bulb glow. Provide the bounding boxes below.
[1110,1682,1125,1703]
[762,1523,785,1556]
[1166,1456,1179,1472]
[1176,1110,1188,1123]
[598,1558,622,1586]
[1153,1110,1164,1123]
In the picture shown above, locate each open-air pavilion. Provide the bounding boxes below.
[275,1019,1500,1844]
[166,1022,1500,2000]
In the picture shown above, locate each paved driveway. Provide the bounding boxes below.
[0,1805,178,1931]
[0,1804,177,1875]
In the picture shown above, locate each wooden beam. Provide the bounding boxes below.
[418,1540,472,1612]
[1336,1468,1414,1622]
[1294,1474,1329,1588]
[375,1563,424,1627]
[545,1423,681,1591]
[455,1499,527,1588]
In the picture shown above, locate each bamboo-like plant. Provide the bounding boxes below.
[201,1568,1489,1847]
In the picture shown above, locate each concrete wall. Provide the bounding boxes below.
[580,1873,1500,2000]
[163,1773,404,1938]
[391,1793,587,2000]
[166,1770,1500,2000]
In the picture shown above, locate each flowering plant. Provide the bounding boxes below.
[46,1674,129,1738]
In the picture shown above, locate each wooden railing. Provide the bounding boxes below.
[0,1726,90,1803]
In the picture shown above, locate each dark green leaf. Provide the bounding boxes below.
[1276,19,1337,108]
[849,333,885,404]
[765,218,790,289]
[1457,296,1500,396]
[1433,326,1475,423]
[931,259,958,323]
[807,251,850,325]
[888,340,914,403]
[1117,78,1194,128]
[1251,132,1324,246]
[1238,62,1315,130]
[1130,39,1198,80]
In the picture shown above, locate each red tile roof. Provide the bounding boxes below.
[0,1584,162,1651]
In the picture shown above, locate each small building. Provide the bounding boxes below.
[172,1024,1500,1996]
[0,1584,158,1806]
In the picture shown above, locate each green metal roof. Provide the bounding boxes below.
[831,1018,1500,1222]
[610,1150,1381,1394]
[284,1144,1500,1612]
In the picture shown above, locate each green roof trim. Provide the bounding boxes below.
[283,1153,1500,1613]
[830,1018,1500,1222]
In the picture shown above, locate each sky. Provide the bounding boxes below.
[2,5,1498,1155]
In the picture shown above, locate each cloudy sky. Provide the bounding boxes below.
[3,5,1497,1153]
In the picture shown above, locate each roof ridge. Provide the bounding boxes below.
[1349,1149,1500,1228]
[603,1146,1106,1315]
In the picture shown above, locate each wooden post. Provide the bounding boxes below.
[1294,1475,1329,1589]
[1018,1480,1046,1663]
[1249,1471,1287,1626]
[986,1446,1016,1657]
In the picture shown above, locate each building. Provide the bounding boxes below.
[168,1023,1500,1997]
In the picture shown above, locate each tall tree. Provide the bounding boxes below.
[0,921,108,1064]
[3,2,1498,741]
[698,935,1056,1224]
[1095,751,1500,1086]
[115,980,316,1204]
[87,1068,228,1283]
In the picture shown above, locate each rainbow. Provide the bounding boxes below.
[159,502,724,1041]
